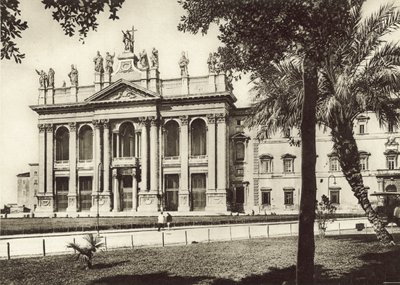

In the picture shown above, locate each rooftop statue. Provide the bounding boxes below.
[68,65,79,86]
[35,69,47,88]
[93,51,104,73]
[62,80,66,88]
[150,47,159,69]
[105,52,115,73]
[122,26,137,53]
[47,68,55,88]
[207,52,215,73]
[179,51,189,76]
[139,49,149,69]
[213,52,222,73]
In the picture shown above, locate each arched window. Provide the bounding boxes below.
[56,127,69,161]
[120,123,135,157]
[79,125,93,161]
[191,119,207,156]
[164,120,180,157]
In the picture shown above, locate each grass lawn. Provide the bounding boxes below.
[1,234,399,285]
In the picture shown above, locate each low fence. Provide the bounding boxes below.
[1,219,397,260]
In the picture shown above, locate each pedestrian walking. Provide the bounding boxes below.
[157,211,165,231]
[166,213,172,230]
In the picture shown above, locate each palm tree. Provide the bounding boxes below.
[249,3,400,245]
[67,233,103,269]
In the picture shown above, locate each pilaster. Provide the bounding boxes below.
[46,87,54,104]
[94,72,103,92]
[112,169,120,212]
[38,124,46,195]
[103,72,111,88]
[132,170,138,211]
[46,124,54,196]
[207,114,216,192]
[179,115,190,211]
[150,117,159,193]
[91,120,102,212]
[139,118,148,191]
[67,122,77,213]
[181,75,189,95]
[103,120,111,194]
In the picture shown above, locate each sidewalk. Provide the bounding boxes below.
[1,218,398,260]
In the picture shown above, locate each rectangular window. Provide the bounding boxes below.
[236,186,245,203]
[284,191,294,205]
[330,190,340,204]
[360,157,368,170]
[283,159,293,173]
[329,157,340,172]
[79,176,92,211]
[388,122,394,133]
[260,159,272,173]
[236,142,245,161]
[261,191,271,205]
[236,168,244,176]
[387,156,396,170]
[359,124,365,134]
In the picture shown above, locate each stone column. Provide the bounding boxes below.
[67,122,77,213]
[103,120,110,193]
[46,124,55,211]
[100,119,111,212]
[132,170,138,211]
[207,114,216,192]
[206,113,227,212]
[38,124,46,195]
[112,169,120,212]
[91,120,101,212]
[179,116,190,211]
[140,118,148,191]
[150,117,159,193]
[216,114,227,191]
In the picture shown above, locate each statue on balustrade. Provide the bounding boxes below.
[105,52,115,73]
[139,49,149,69]
[68,64,79,86]
[93,51,104,73]
[207,52,215,73]
[35,69,47,88]
[47,68,55,88]
[150,47,159,69]
[178,51,189,76]
[122,29,134,52]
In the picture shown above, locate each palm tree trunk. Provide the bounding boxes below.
[331,121,394,245]
[297,53,318,285]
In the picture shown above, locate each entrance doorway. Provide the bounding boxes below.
[165,174,179,211]
[121,175,132,211]
[191,173,206,211]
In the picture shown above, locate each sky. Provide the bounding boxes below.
[0,0,398,204]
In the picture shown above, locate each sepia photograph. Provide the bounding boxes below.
[1,0,400,284]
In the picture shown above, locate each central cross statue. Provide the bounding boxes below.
[122,26,137,53]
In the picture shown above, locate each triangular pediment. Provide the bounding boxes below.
[85,79,159,102]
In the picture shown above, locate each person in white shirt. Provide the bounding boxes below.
[157,211,165,231]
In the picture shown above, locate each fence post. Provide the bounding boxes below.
[230,227,232,241]
[131,235,134,249]
[248,226,251,239]
[266,224,270,238]
[104,237,108,251]
[290,223,292,236]
[42,239,46,257]
[73,238,76,253]
[185,231,188,245]
[208,228,210,243]
[338,222,341,235]
[7,242,10,260]
[162,232,165,247]
[365,223,368,234]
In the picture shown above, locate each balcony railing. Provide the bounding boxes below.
[112,156,138,167]
[376,169,400,177]
[54,160,69,169]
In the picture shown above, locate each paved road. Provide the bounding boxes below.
[0,218,397,259]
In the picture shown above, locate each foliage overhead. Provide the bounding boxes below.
[178,0,364,79]
[1,0,125,63]
[248,2,400,138]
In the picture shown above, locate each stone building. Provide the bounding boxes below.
[29,32,398,216]
[16,163,39,211]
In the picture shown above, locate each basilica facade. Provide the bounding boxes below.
[29,35,399,216]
